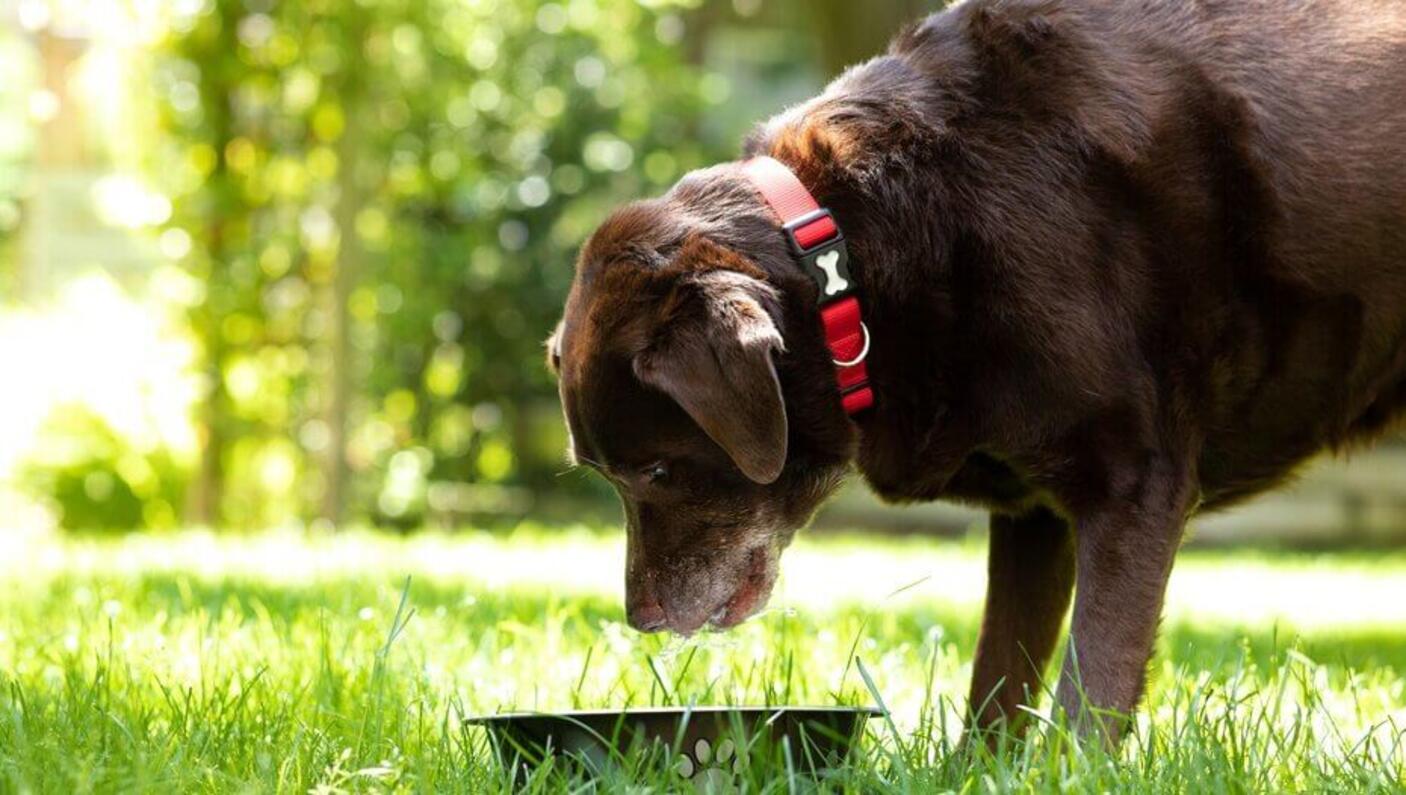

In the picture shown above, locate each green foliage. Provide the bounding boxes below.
[16,407,187,532]
[150,0,734,527]
[0,529,1402,791]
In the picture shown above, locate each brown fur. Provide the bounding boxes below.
[550,0,1406,739]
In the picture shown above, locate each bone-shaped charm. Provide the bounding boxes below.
[815,250,849,296]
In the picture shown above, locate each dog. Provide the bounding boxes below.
[547,0,1406,739]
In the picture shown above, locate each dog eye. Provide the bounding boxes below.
[642,462,669,483]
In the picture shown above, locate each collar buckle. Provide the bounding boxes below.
[782,208,840,253]
[783,209,855,305]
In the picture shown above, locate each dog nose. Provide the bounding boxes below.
[627,600,668,633]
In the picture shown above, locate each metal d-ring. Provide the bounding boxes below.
[832,322,871,367]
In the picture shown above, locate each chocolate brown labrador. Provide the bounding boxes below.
[547,0,1406,740]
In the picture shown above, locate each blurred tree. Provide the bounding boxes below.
[152,0,245,526]
[803,0,940,76]
[321,4,374,527]
[150,0,736,528]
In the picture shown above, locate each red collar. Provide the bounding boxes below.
[741,157,874,415]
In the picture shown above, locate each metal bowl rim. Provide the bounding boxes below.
[464,705,883,725]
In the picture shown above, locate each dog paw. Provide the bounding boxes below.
[673,737,744,793]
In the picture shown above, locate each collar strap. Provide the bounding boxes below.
[741,156,874,415]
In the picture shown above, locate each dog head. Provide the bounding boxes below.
[549,165,854,635]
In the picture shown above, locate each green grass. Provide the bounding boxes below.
[0,526,1403,792]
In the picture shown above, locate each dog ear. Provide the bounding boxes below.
[634,268,788,484]
[544,319,564,375]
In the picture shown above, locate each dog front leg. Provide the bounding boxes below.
[1055,457,1196,743]
[967,506,1075,738]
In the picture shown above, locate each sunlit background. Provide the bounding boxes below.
[0,0,1400,543]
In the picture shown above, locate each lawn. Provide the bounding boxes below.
[0,525,1403,792]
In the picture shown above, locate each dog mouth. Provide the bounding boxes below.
[708,547,776,630]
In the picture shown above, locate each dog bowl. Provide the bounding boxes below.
[467,705,881,784]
